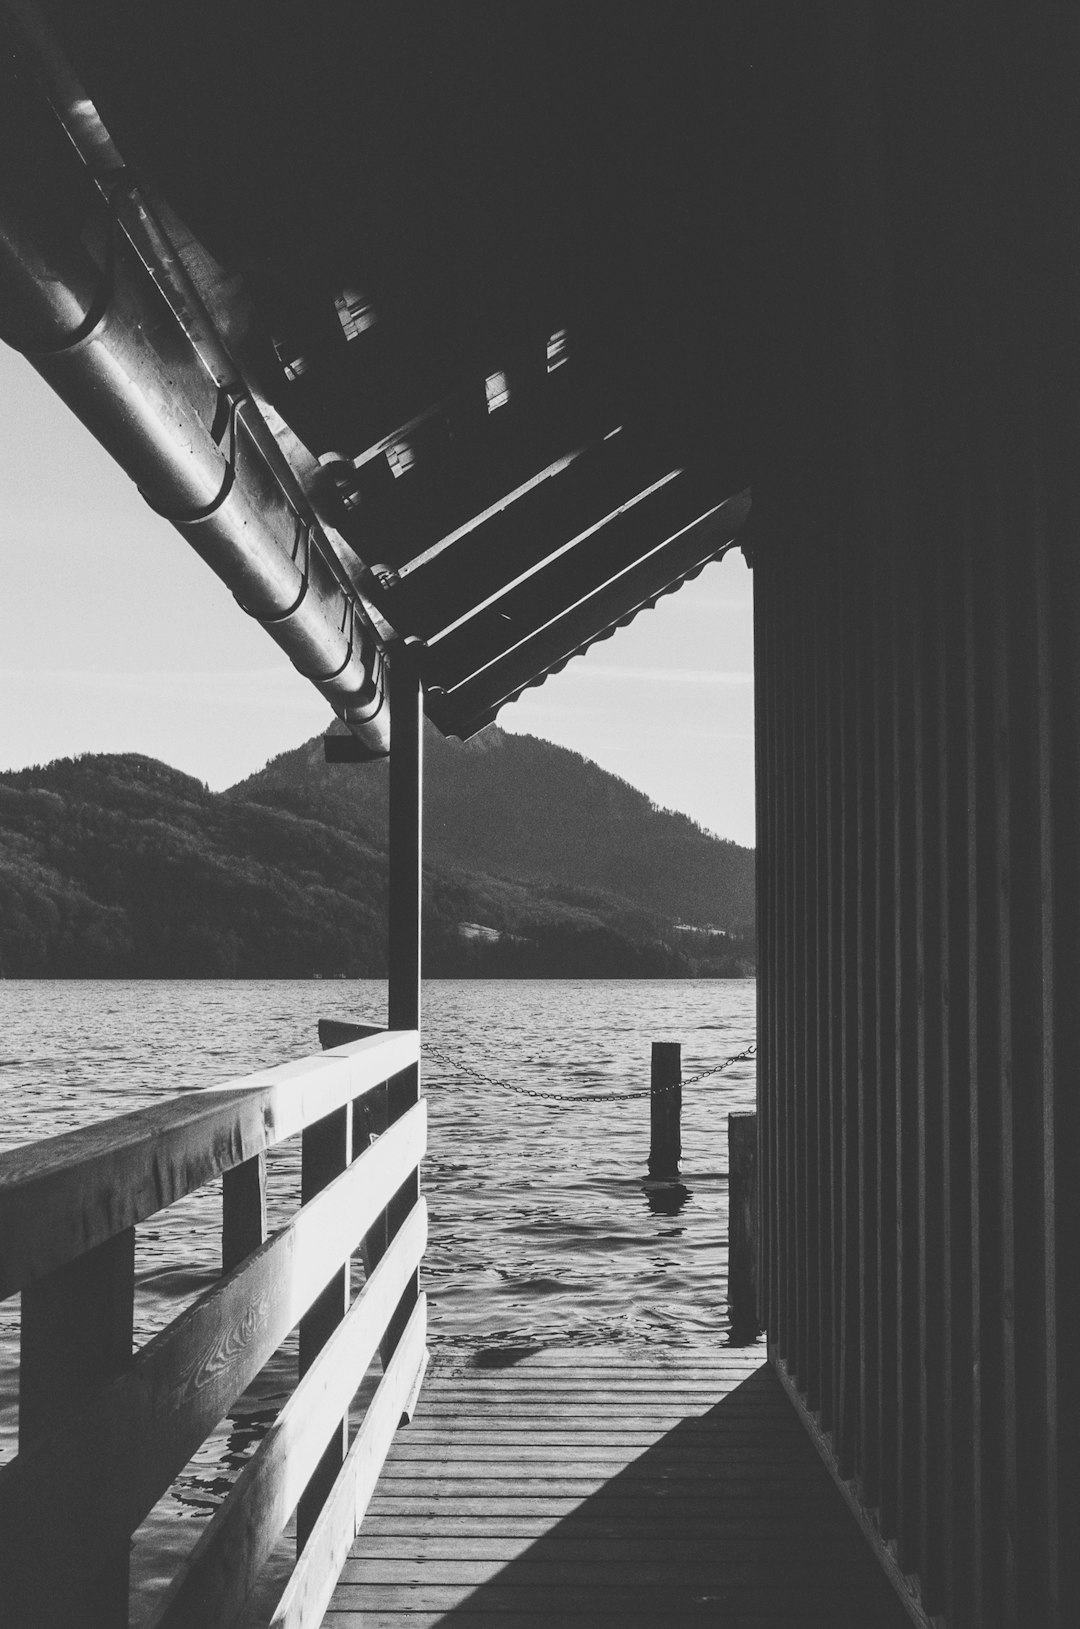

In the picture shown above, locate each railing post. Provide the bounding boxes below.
[297,1102,351,1550]
[316,1018,393,1344]
[221,1153,267,1274]
[19,1229,135,1625]
[648,1041,682,1179]
[727,1111,760,1342]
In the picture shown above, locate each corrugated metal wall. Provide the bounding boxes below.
[753,11,1080,1629]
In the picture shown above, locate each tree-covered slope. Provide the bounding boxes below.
[0,755,387,976]
[231,724,755,930]
[0,731,755,978]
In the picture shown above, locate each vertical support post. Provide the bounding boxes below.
[728,1111,761,1342]
[297,1103,350,1551]
[648,1041,682,1179]
[316,1018,389,1328]
[388,643,423,1037]
[222,1153,267,1274]
[20,1230,135,1625]
[384,645,423,1358]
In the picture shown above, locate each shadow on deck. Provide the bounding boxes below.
[321,1350,912,1629]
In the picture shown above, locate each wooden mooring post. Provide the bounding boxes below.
[647,1041,682,1179]
[727,1111,760,1342]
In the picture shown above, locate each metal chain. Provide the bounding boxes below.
[421,1040,756,1104]
[680,1043,758,1085]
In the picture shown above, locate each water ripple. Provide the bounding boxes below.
[0,976,754,1612]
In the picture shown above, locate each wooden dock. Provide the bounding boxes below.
[321,1346,913,1629]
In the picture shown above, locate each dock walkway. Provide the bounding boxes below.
[321,1345,912,1628]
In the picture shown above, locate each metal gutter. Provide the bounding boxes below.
[0,12,390,754]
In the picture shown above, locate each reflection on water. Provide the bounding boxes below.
[643,1179,693,1216]
[0,977,755,1614]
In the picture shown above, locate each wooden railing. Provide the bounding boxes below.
[0,1027,427,1629]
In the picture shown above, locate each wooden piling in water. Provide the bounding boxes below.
[647,1041,682,1179]
[728,1111,760,1342]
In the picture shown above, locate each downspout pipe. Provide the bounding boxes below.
[0,41,390,754]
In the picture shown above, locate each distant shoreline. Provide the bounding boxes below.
[0,969,757,982]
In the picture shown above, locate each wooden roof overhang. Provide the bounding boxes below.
[1,2,759,748]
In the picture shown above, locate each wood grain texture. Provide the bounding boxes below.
[222,1152,267,1274]
[0,1027,418,1295]
[273,1297,428,1629]
[0,1104,425,1627]
[298,1104,352,1550]
[387,648,422,1036]
[147,1206,427,1629]
[383,650,423,1374]
[318,1348,913,1627]
[748,17,1080,1624]
[18,1228,135,1627]
[647,1041,681,1179]
[727,1112,760,1340]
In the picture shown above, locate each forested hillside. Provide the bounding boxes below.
[0,756,387,977]
[234,723,755,928]
[0,729,755,978]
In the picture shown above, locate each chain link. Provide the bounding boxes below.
[421,1040,756,1104]
[680,1043,758,1085]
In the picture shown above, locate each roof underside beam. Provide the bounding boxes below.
[3,0,757,752]
[425,488,751,737]
[0,11,392,755]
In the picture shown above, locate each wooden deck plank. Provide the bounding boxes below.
[324,1618,905,1629]
[319,1347,912,1627]
[356,1510,865,1537]
[339,1558,897,1588]
[328,1584,903,1612]
[349,1537,891,1563]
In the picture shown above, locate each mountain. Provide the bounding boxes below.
[231,723,755,929]
[0,729,755,979]
[0,755,387,978]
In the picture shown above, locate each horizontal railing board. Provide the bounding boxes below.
[271,1296,429,1629]
[0,1101,426,1627]
[0,1029,418,1295]
[147,1203,428,1629]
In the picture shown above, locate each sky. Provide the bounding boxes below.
[0,346,756,846]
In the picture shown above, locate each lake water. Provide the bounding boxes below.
[0,978,756,1614]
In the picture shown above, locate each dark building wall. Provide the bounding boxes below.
[753,12,1079,1628]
